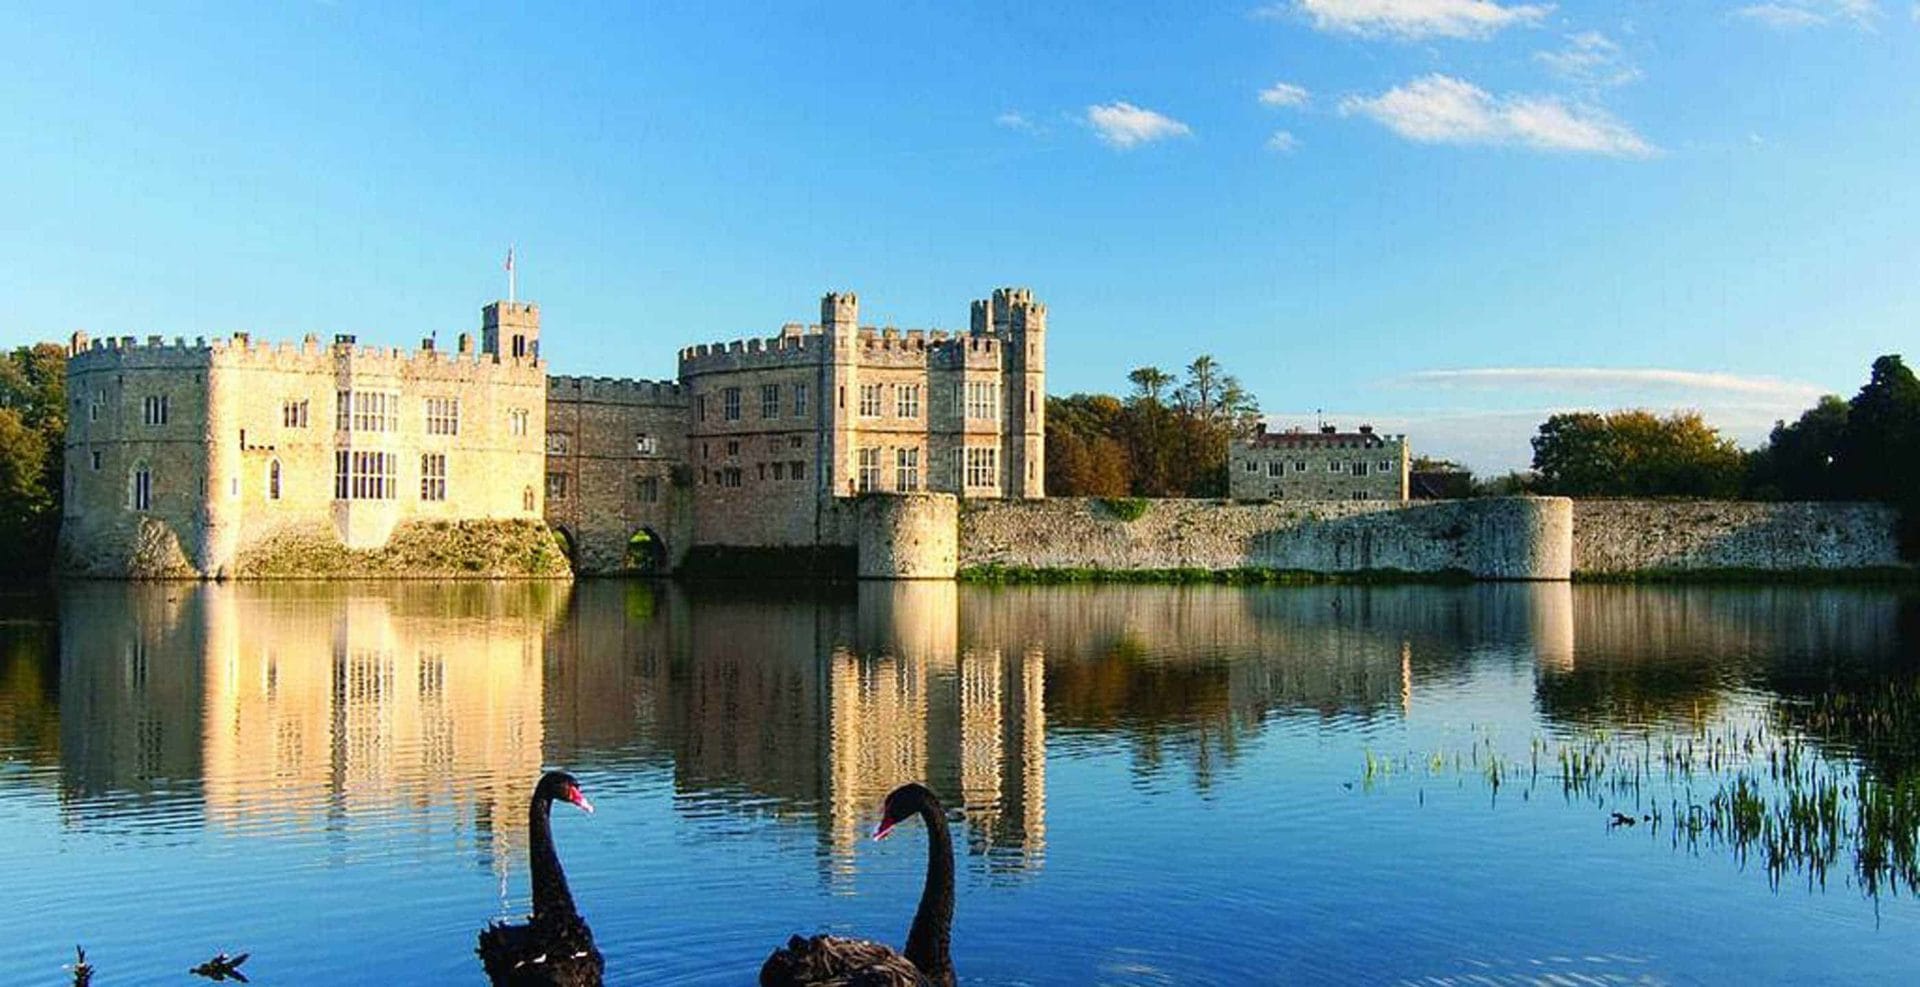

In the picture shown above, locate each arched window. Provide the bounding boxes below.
[522,486,534,512]
[269,459,282,500]
[130,461,152,511]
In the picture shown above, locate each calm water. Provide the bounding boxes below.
[2,581,1918,985]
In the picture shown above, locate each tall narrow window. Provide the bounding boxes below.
[547,472,569,499]
[131,462,152,511]
[509,408,529,436]
[896,447,920,491]
[283,399,309,428]
[965,382,1000,420]
[794,383,809,417]
[723,387,741,421]
[268,460,282,500]
[523,486,535,512]
[421,453,447,501]
[859,384,882,418]
[965,446,1000,489]
[335,450,350,499]
[337,391,351,430]
[143,395,169,426]
[761,384,780,419]
[896,384,921,419]
[636,476,659,503]
[857,448,881,492]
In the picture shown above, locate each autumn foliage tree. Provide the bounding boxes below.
[0,343,67,577]
[1529,409,1746,498]
[1047,355,1260,497]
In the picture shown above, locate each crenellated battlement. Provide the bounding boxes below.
[67,329,546,381]
[548,374,687,405]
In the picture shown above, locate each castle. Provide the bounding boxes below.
[1228,423,1410,503]
[59,288,1046,577]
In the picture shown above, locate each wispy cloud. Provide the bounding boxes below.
[1260,0,1552,40]
[1084,101,1193,148]
[1266,130,1302,153]
[1534,32,1641,88]
[1258,82,1312,108]
[1396,367,1825,401]
[1340,74,1656,157]
[995,111,1041,134]
[1736,1,1879,29]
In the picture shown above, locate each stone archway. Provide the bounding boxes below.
[552,525,578,566]
[625,527,667,574]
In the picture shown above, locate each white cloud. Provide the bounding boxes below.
[1262,0,1553,40]
[1266,130,1302,153]
[1084,101,1193,148]
[1258,82,1312,108]
[995,111,1040,133]
[1396,367,1824,402]
[1533,31,1641,88]
[1736,1,1879,29]
[1340,74,1656,157]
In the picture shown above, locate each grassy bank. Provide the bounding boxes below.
[957,564,1476,586]
[234,520,571,578]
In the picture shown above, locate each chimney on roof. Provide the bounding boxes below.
[1358,424,1374,435]
[1320,424,1337,435]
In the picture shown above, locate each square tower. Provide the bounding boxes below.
[482,301,541,360]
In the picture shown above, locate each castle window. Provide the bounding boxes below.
[1029,388,1036,414]
[337,391,351,430]
[546,432,571,455]
[1378,460,1392,472]
[512,334,528,359]
[510,408,529,436]
[789,435,803,448]
[636,476,659,503]
[896,447,920,491]
[89,395,101,422]
[794,383,809,417]
[130,462,152,511]
[1245,460,1258,473]
[1267,461,1284,478]
[523,486,535,512]
[790,460,805,480]
[723,387,741,421]
[697,395,708,421]
[761,384,780,419]
[1294,460,1307,472]
[421,454,446,501]
[269,460,282,500]
[341,450,397,500]
[1327,460,1342,473]
[91,450,102,471]
[142,395,169,426]
[547,472,569,499]
[635,433,657,455]
[346,391,399,432]
[857,448,881,492]
[965,446,1000,489]
[896,384,921,419]
[965,382,1000,421]
[1352,462,1369,477]
[722,467,742,488]
[859,384,882,418]
[425,397,460,436]
[727,440,739,457]
[282,399,310,429]
[757,463,766,481]
[772,462,785,480]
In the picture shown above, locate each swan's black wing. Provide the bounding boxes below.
[478,917,604,987]
[759,934,927,986]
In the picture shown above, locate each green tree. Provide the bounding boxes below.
[1835,355,1920,502]
[0,343,67,577]
[1746,395,1848,500]
[1531,409,1744,497]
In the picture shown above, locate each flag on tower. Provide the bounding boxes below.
[504,246,516,301]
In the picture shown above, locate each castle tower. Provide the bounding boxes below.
[990,288,1046,499]
[482,301,541,360]
[822,292,860,498]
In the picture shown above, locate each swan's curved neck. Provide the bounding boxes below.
[529,793,578,919]
[903,798,954,980]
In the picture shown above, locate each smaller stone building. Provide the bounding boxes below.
[1229,424,1410,502]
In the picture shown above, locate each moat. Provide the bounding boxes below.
[3,581,1918,983]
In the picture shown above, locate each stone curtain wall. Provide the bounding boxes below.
[959,497,1573,580]
[1571,500,1901,574]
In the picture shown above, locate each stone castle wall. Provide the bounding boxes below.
[1229,430,1410,502]
[1571,500,1901,574]
[959,497,1574,580]
[544,375,691,573]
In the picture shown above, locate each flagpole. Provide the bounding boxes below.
[507,245,516,302]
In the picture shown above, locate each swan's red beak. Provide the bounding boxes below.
[873,816,898,841]
[565,784,594,814]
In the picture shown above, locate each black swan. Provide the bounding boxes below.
[478,770,604,986]
[188,951,250,982]
[760,782,956,987]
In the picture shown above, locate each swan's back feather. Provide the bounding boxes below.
[477,916,604,986]
[759,934,928,986]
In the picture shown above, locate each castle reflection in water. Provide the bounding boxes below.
[16,580,1917,877]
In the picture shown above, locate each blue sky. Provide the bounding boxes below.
[2,1,1915,471]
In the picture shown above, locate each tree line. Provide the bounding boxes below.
[0,343,66,577]
[1046,356,1261,498]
